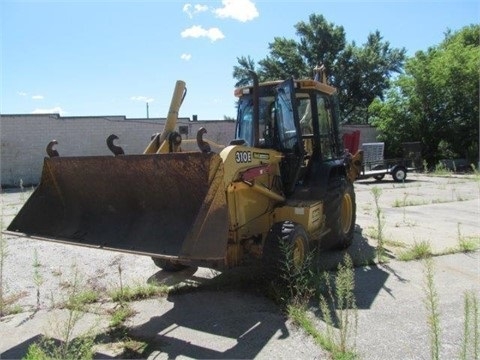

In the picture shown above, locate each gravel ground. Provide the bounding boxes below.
[0,172,479,359]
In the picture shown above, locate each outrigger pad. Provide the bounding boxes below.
[7,152,229,262]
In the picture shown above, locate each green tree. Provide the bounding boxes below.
[233,14,406,124]
[336,31,405,123]
[370,25,480,165]
[232,55,258,87]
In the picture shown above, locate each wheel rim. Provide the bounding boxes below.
[396,169,406,181]
[292,237,306,268]
[340,192,353,234]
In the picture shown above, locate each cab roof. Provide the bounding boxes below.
[234,78,337,97]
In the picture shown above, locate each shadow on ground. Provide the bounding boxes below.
[0,226,395,359]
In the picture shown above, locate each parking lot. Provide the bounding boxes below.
[0,172,479,359]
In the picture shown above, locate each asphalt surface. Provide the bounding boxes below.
[0,173,479,359]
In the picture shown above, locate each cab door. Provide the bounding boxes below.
[274,79,304,195]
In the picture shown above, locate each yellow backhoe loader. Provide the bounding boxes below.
[6,69,363,271]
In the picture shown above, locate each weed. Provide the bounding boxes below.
[392,197,428,208]
[278,239,315,306]
[26,264,98,359]
[398,241,432,261]
[24,334,95,360]
[0,292,26,315]
[120,338,149,359]
[33,249,43,310]
[317,254,358,358]
[423,159,429,173]
[109,282,169,303]
[289,305,334,355]
[458,237,480,253]
[423,257,441,360]
[460,290,479,360]
[457,224,480,253]
[64,289,99,311]
[265,238,316,307]
[472,165,480,196]
[433,162,452,176]
[371,186,386,263]
[109,255,168,303]
[109,304,136,329]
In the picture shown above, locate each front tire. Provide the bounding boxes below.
[263,222,309,271]
[151,257,188,272]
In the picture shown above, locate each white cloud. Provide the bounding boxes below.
[32,106,65,115]
[130,96,154,103]
[214,0,258,22]
[181,25,225,42]
[17,91,27,96]
[180,53,192,61]
[183,3,208,18]
[32,95,44,100]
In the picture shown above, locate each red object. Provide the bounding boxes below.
[343,130,360,154]
[241,164,273,182]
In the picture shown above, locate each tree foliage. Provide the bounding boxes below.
[370,25,479,165]
[233,14,406,124]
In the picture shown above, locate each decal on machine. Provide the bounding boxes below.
[253,152,270,160]
[235,151,252,163]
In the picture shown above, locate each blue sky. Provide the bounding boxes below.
[1,0,478,120]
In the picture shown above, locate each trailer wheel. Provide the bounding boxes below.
[373,164,385,181]
[151,257,188,272]
[392,166,407,182]
[323,177,356,250]
[263,222,309,271]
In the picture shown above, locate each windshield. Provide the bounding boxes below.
[236,96,254,146]
[236,95,275,147]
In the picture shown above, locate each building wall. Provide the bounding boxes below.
[0,114,236,187]
[1,114,378,187]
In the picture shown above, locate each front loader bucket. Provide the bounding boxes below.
[6,152,229,264]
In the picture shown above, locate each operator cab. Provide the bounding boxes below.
[234,75,343,197]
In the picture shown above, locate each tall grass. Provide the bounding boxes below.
[317,254,358,359]
[460,290,479,360]
[33,249,43,311]
[423,257,441,360]
[371,186,385,262]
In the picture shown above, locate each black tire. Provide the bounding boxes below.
[151,257,188,272]
[392,166,407,182]
[263,222,309,271]
[322,177,356,250]
[373,164,385,181]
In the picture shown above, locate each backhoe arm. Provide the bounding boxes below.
[144,80,187,154]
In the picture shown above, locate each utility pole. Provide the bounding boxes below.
[146,102,149,119]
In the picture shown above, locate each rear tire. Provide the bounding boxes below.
[323,177,356,250]
[151,257,188,272]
